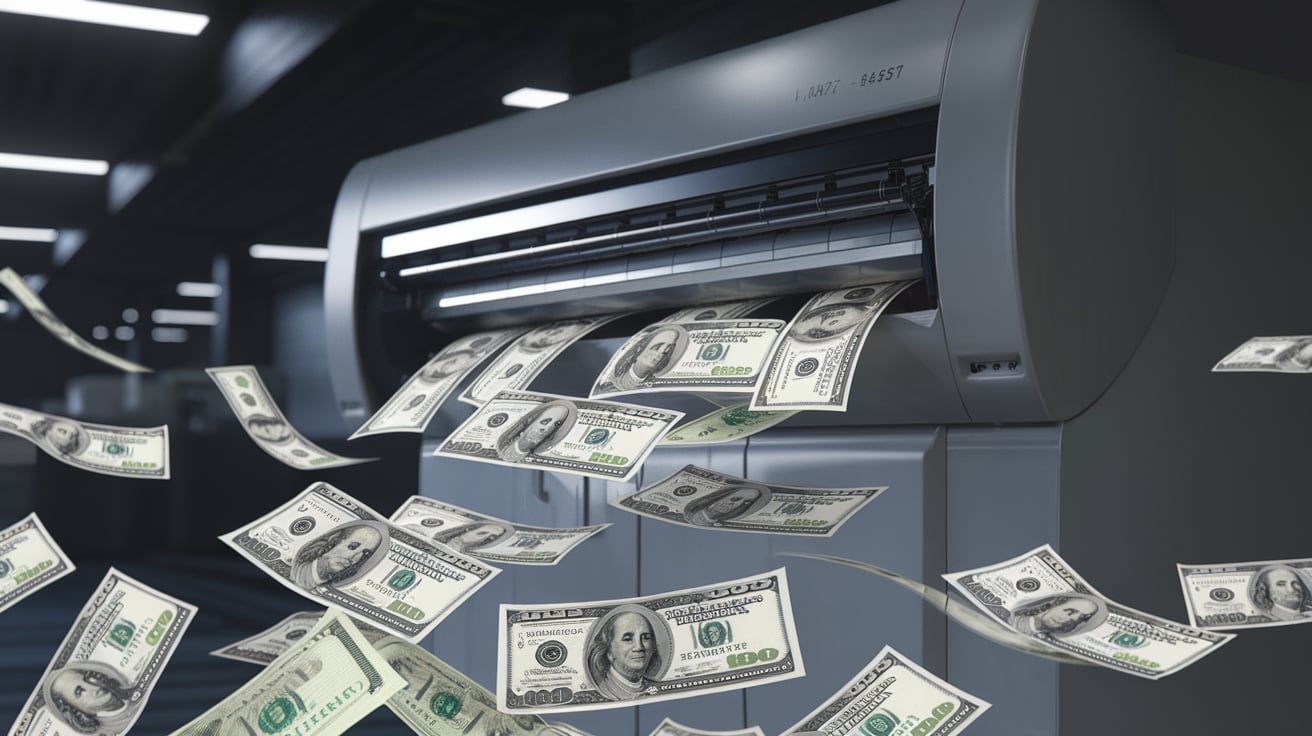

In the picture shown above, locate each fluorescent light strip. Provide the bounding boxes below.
[502,87,570,109]
[438,272,627,308]
[0,0,209,35]
[176,281,221,298]
[114,325,134,341]
[152,308,219,326]
[249,244,329,262]
[0,151,109,176]
[0,225,59,242]
[396,239,580,278]
[0,299,9,314]
[151,326,188,343]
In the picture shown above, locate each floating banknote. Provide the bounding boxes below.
[207,365,375,469]
[220,482,500,642]
[436,391,682,482]
[172,610,404,736]
[782,645,989,736]
[650,718,764,736]
[0,513,75,615]
[211,611,327,665]
[944,544,1233,679]
[461,316,625,406]
[657,298,776,324]
[751,281,917,411]
[1178,556,1312,629]
[0,400,169,479]
[0,267,151,373]
[659,403,796,446]
[351,328,524,439]
[590,320,785,397]
[612,465,886,536]
[10,568,196,736]
[1212,336,1312,373]
[391,495,609,566]
[497,568,803,714]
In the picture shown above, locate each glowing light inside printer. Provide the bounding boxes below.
[438,272,627,308]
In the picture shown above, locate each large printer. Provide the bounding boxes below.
[321,0,1312,734]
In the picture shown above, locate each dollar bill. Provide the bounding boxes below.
[390,496,609,566]
[0,400,169,479]
[591,320,785,398]
[944,544,1234,679]
[657,299,776,324]
[782,645,989,736]
[460,316,625,406]
[10,568,196,736]
[1212,336,1312,373]
[612,465,887,537]
[497,567,803,714]
[659,403,796,446]
[171,609,405,736]
[0,267,152,373]
[212,611,328,665]
[220,482,501,643]
[350,329,524,439]
[751,281,917,411]
[1177,557,1312,629]
[0,513,75,615]
[207,365,376,469]
[436,390,683,482]
[650,719,764,736]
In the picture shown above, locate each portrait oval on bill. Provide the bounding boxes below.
[289,520,390,589]
[788,302,872,343]
[583,603,673,702]
[1274,338,1312,372]
[682,483,773,527]
[245,414,294,445]
[41,661,139,735]
[607,325,689,391]
[30,418,90,456]
[495,400,577,463]
[521,323,582,352]
[1009,593,1108,637]
[430,521,513,553]
[420,349,480,382]
[1248,564,1312,621]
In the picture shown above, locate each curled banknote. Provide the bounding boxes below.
[10,568,196,736]
[0,267,151,373]
[612,465,887,536]
[0,513,75,615]
[1177,556,1312,629]
[751,281,917,411]
[657,299,775,325]
[436,391,683,481]
[650,719,764,736]
[944,544,1234,679]
[782,645,989,736]
[461,316,625,406]
[1212,336,1312,373]
[498,568,803,714]
[0,400,169,479]
[659,403,796,446]
[172,610,404,736]
[590,320,785,398]
[220,482,500,642]
[207,365,375,469]
[350,328,524,439]
[391,495,609,566]
[211,611,328,665]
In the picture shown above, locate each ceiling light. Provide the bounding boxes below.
[501,87,570,109]
[152,308,219,326]
[151,326,188,343]
[176,281,221,298]
[114,325,135,341]
[0,225,59,242]
[121,307,139,324]
[91,325,108,339]
[0,152,109,176]
[249,244,328,262]
[0,0,209,36]
[0,299,9,314]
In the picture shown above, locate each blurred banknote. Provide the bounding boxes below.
[171,610,404,736]
[590,320,784,398]
[0,513,75,614]
[211,611,327,665]
[0,267,151,373]
[207,365,375,469]
[751,281,916,411]
[498,568,803,714]
[782,645,989,736]
[350,328,524,439]
[10,568,196,736]
[461,316,625,406]
[220,482,500,642]
[1177,556,1312,629]
[612,465,886,536]
[391,495,609,566]
[0,401,169,479]
[657,299,775,324]
[650,719,763,736]
[659,403,796,446]
[944,544,1233,679]
[436,391,682,482]
[1212,336,1312,373]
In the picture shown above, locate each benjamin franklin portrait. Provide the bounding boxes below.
[245,414,294,445]
[495,400,576,463]
[521,322,582,352]
[41,661,139,734]
[605,325,687,392]
[682,484,773,527]
[1249,564,1312,621]
[430,521,513,553]
[420,349,480,382]
[30,418,90,456]
[584,604,671,701]
[290,521,389,589]
[1009,593,1108,637]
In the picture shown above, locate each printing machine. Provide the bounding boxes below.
[322,0,1312,733]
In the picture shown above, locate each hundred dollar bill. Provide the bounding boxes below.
[751,281,917,411]
[782,645,989,736]
[1177,556,1312,629]
[0,401,170,479]
[612,465,887,537]
[461,316,626,406]
[436,391,682,482]
[0,267,151,373]
[207,365,375,469]
[10,568,196,736]
[171,609,404,736]
[220,482,500,643]
[1212,335,1312,373]
[497,567,803,714]
[660,403,796,446]
[591,320,785,398]
[650,719,764,736]
[0,513,75,615]
[212,611,327,665]
[391,495,609,566]
[350,328,524,439]
[944,544,1234,679]
[657,299,776,324]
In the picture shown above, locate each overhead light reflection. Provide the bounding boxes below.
[152,308,219,326]
[0,151,109,176]
[502,87,570,109]
[249,243,329,262]
[0,225,59,242]
[176,281,222,298]
[0,0,209,36]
